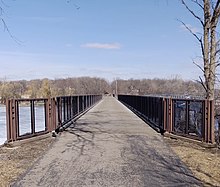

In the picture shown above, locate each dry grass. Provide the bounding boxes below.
[164,137,220,187]
[0,137,54,187]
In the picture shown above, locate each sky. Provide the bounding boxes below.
[0,0,206,81]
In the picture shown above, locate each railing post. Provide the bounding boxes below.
[77,96,80,114]
[210,100,215,143]
[6,99,11,141]
[52,98,57,131]
[46,98,51,132]
[204,100,215,143]
[91,95,92,106]
[31,100,35,134]
[6,99,13,142]
[46,98,57,132]
[6,99,17,142]
[185,100,189,134]
[82,96,85,111]
[204,100,209,143]
[168,98,173,132]
[163,98,167,131]
[209,100,215,143]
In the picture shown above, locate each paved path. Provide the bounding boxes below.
[13,96,201,187]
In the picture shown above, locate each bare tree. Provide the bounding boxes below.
[0,1,8,31]
[0,1,20,43]
[181,0,220,100]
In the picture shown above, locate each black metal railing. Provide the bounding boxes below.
[56,95,102,127]
[172,99,204,139]
[118,95,164,130]
[118,95,215,143]
[6,98,55,142]
[6,94,102,142]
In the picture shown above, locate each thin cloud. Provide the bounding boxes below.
[81,42,121,49]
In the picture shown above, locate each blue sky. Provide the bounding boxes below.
[0,0,204,81]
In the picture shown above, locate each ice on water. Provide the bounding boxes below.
[0,105,6,145]
[0,105,46,145]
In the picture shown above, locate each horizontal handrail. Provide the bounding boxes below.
[6,94,102,142]
[118,95,215,143]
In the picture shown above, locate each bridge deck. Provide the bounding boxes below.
[13,96,201,187]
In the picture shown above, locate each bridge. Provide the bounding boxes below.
[11,96,202,186]
[6,94,215,144]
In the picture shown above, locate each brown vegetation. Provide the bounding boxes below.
[0,77,111,103]
[165,137,220,186]
[0,77,207,104]
[111,78,206,96]
[0,137,54,186]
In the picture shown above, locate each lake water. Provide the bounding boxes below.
[0,105,6,145]
[0,105,46,145]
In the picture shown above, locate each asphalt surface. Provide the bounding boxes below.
[12,96,202,187]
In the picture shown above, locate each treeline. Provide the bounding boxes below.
[0,76,206,103]
[0,77,111,103]
[112,78,205,97]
